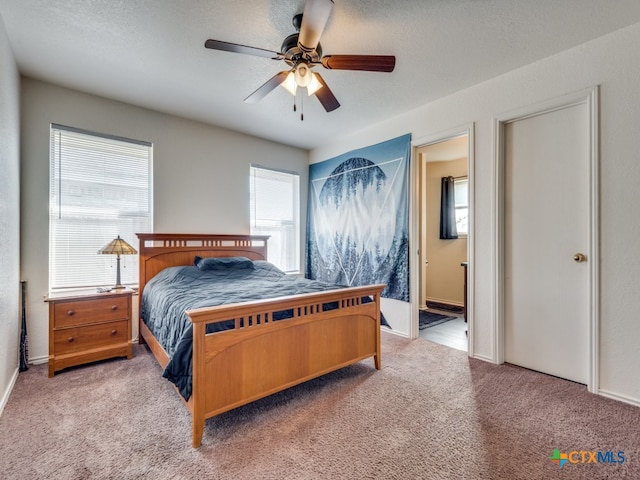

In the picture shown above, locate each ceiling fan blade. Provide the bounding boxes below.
[244,71,290,104]
[205,39,283,60]
[313,73,340,112]
[321,55,396,72]
[298,0,334,52]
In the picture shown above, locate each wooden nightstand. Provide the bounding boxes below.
[45,289,134,377]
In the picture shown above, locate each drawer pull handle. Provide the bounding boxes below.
[111,305,118,311]
[111,329,117,335]
[67,336,74,343]
[67,310,75,316]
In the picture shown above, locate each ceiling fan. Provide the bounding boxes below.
[204,0,395,116]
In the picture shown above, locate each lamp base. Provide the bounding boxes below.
[113,256,125,290]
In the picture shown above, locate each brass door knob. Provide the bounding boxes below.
[573,253,587,263]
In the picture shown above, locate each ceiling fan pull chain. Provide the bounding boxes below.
[301,91,304,121]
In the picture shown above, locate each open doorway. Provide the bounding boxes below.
[416,134,469,351]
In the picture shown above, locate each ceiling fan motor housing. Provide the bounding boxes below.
[281,33,322,65]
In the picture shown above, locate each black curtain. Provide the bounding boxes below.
[440,176,458,240]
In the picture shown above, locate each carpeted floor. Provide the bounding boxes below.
[418,309,457,329]
[1,333,639,479]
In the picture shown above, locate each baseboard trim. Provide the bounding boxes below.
[425,297,464,308]
[471,353,498,364]
[28,354,48,366]
[426,300,464,314]
[598,389,640,408]
[382,328,409,339]
[0,367,19,417]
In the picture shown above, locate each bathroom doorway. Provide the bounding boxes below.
[416,133,469,351]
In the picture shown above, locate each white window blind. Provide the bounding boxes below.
[250,165,300,273]
[49,125,152,291]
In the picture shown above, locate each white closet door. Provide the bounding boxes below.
[504,101,590,384]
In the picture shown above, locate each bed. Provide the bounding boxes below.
[136,233,386,447]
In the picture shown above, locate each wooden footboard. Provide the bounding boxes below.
[186,284,385,447]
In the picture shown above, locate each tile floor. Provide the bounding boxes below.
[418,309,468,351]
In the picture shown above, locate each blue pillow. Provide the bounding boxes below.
[194,256,254,271]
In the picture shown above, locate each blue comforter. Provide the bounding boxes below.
[141,259,386,400]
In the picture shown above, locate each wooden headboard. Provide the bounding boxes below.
[136,233,269,296]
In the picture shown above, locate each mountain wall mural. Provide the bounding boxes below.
[306,134,411,302]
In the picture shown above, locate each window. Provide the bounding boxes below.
[49,125,152,291]
[454,177,469,235]
[250,165,300,273]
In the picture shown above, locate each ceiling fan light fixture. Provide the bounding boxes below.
[294,63,313,87]
[307,73,323,95]
[281,71,298,95]
[282,64,323,97]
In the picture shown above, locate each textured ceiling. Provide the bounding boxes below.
[2,1,640,150]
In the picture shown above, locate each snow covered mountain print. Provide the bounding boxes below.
[306,134,411,302]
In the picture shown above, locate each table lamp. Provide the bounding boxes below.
[98,235,137,289]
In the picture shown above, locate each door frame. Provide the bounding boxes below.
[493,86,600,392]
[411,123,475,356]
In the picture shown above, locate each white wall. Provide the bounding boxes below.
[311,22,640,404]
[0,15,21,412]
[20,78,309,364]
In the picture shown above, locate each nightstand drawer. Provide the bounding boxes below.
[53,296,129,328]
[54,320,129,355]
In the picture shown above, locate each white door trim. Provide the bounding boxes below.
[493,86,600,392]
[411,124,475,357]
